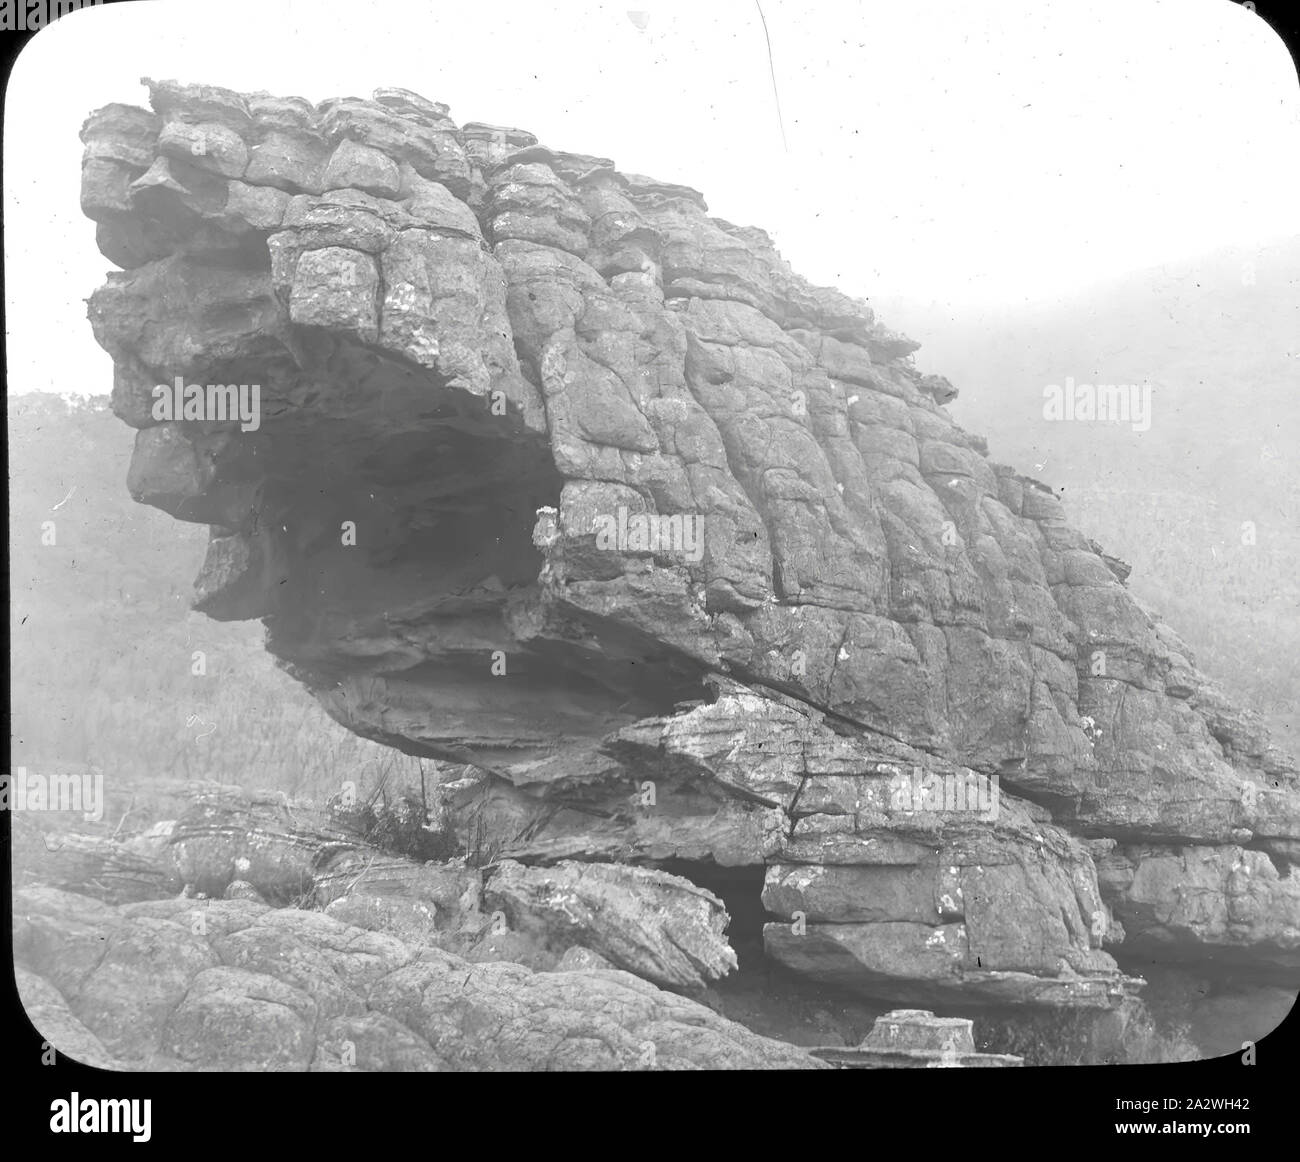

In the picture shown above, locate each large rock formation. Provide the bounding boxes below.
[77,80,1299,1028]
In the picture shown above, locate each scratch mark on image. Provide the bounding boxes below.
[754,1,788,152]
[186,713,217,741]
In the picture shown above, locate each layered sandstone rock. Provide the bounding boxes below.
[14,887,818,1071]
[77,79,1300,1017]
[17,784,742,996]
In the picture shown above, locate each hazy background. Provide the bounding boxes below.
[7,0,1298,784]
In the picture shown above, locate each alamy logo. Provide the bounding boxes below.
[1,766,103,822]
[887,766,999,819]
[1042,377,1152,432]
[0,0,101,31]
[152,376,262,432]
[49,1093,150,1142]
[593,506,705,563]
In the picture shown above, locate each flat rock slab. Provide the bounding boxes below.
[811,1009,1022,1068]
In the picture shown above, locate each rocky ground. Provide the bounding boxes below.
[31,77,1298,1068]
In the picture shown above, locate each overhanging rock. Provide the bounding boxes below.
[82,78,1300,1010]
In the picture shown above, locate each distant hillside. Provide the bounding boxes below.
[874,235,1300,751]
[8,393,421,799]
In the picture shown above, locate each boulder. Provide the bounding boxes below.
[483,859,737,990]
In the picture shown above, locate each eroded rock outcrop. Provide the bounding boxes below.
[79,79,1300,1018]
[14,886,818,1071]
[16,783,741,998]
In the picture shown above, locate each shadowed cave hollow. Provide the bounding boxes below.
[656,860,772,971]
[235,350,709,765]
[655,858,896,1048]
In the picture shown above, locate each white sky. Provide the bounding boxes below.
[4,0,1298,396]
